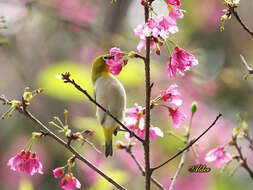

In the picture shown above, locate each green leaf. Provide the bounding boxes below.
[36,61,93,101]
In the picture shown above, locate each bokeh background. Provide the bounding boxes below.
[0,0,253,189]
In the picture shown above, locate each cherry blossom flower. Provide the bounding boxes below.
[165,0,181,7]
[105,47,126,75]
[7,151,43,176]
[168,7,184,24]
[160,84,182,106]
[53,167,65,178]
[205,146,232,167]
[134,15,180,54]
[59,173,81,190]
[169,107,187,128]
[125,104,164,141]
[167,46,198,78]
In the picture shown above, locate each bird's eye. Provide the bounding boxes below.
[103,56,109,60]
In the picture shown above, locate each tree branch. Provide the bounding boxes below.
[0,95,126,190]
[151,113,222,171]
[144,2,152,190]
[169,113,193,190]
[61,73,144,143]
[234,138,253,179]
[123,146,165,190]
[240,54,253,74]
[229,5,253,38]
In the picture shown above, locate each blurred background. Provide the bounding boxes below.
[0,0,253,189]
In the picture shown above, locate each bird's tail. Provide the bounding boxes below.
[102,127,114,157]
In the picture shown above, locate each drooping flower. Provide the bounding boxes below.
[7,151,43,176]
[165,0,181,7]
[53,167,65,178]
[169,107,187,128]
[125,104,164,141]
[168,6,184,25]
[105,47,126,75]
[205,146,232,167]
[59,173,81,190]
[167,46,198,78]
[160,84,182,106]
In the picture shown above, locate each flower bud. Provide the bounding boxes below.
[191,101,198,115]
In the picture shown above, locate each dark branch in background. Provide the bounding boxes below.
[120,144,165,190]
[233,138,253,179]
[144,1,152,190]
[0,95,126,190]
[61,73,144,143]
[229,5,253,38]
[151,113,222,171]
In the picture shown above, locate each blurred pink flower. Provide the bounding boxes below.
[165,0,181,7]
[105,47,126,75]
[167,46,198,78]
[168,7,184,24]
[53,0,97,24]
[125,104,163,141]
[8,151,43,176]
[53,167,65,178]
[169,107,187,128]
[59,173,81,190]
[160,84,182,106]
[205,146,232,167]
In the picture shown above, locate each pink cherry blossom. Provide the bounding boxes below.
[167,46,198,78]
[168,7,184,25]
[134,15,180,54]
[59,173,81,190]
[105,47,126,75]
[160,84,182,106]
[169,107,187,128]
[7,151,43,176]
[53,167,65,178]
[125,104,164,141]
[53,0,97,24]
[205,146,232,167]
[165,0,181,7]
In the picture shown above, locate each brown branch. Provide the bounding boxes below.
[234,138,253,179]
[122,146,165,190]
[229,5,253,38]
[61,73,144,143]
[144,2,152,190]
[151,113,222,171]
[0,96,126,190]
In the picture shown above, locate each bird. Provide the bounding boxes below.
[91,55,126,157]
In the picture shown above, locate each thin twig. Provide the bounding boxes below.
[234,138,253,179]
[151,113,222,171]
[169,113,194,190]
[229,6,253,38]
[240,54,253,74]
[61,73,144,143]
[144,2,152,190]
[125,147,165,190]
[0,97,126,190]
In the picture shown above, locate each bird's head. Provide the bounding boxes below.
[91,54,112,83]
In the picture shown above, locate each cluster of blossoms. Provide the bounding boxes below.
[8,150,43,176]
[125,104,164,141]
[53,167,81,190]
[125,84,186,140]
[160,84,186,128]
[134,9,183,55]
[205,146,232,168]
